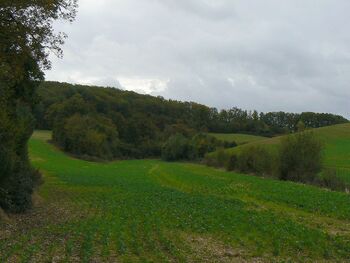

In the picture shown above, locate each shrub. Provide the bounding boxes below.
[53,114,120,160]
[188,133,227,160]
[278,131,323,183]
[315,168,347,192]
[226,154,238,171]
[1,167,42,213]
[163,133,235,162]
[203,148,230,168]
[223,141,238,148]
[236,145,273,175]
[161,134,190,161]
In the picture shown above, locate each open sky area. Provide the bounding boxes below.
[46,0,350,117]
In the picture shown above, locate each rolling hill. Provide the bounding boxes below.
[208,123,350,184]
[0,130,349,262]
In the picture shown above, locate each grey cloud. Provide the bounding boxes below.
[46,0,350,117]
[158,0,236,21]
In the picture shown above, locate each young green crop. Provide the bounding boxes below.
[1,130,349,262]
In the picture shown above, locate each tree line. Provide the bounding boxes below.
[33,81,348,160]
[209,109,348,135]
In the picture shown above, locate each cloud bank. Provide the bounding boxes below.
[46,0,350,117]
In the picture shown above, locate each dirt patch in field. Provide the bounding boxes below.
[0,207,9,222]
[0,192,84,241]
[32,192,44,206]
[0,191,90,262]
[181,232,266,263]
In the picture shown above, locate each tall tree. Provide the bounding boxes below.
[0,0,77,212]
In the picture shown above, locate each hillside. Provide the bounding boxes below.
[209,123,350,184]
[31,81,348,161]
[1,131,350,262]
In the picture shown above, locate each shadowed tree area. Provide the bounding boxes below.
[0,0,77,212]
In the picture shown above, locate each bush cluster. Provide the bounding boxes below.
[315,168,348,192]
[205,131,347,192]
[161,133,236,162]
[53,114,120,160]
[205,145,274,176]
[233,145,274,176]
[278,132,323,183]
[203,148,231,168]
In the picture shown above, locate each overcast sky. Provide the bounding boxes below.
[46,0,350,117]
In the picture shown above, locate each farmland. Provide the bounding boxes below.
[0,130,350,262]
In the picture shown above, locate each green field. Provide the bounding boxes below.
[208,133,267,145]
[1,130,350,262]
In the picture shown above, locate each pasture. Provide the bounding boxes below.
[0,131,350,262]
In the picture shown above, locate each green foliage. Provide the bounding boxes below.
[188,133,235,160]
[161,134,190,161]
[207,123,350,192]
[34,82,348,142]
[278,132,323,183]
[260,111,348,134]
[54,114,120,160]
[315,168,347,192]
[226,154,238,171]
[235,145,274,176]
[39,82,243,160]
[206,132,324,184]
[207,145,274,176]
[0,1,77,85]
[296,120,306,132]
[203,148,231,168]
[36,82,209,159]
[209,133,267,145]
[31,81,348,161]
[161,133,234,162]
[0,103,42,212]
[163,123,196,138]
[0,1,76,212]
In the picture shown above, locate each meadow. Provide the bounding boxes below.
[0,131,350,262]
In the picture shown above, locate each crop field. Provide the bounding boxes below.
[208,133,267,145]
[1,131,350,262]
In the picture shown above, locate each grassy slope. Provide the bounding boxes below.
[230,123,350,166]
[208,133,267,145]
[211,123,350,183]
[0,131,349,262]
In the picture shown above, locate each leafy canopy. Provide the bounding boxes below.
[0,0,77,86]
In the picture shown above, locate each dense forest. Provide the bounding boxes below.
[33,81,348,160]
